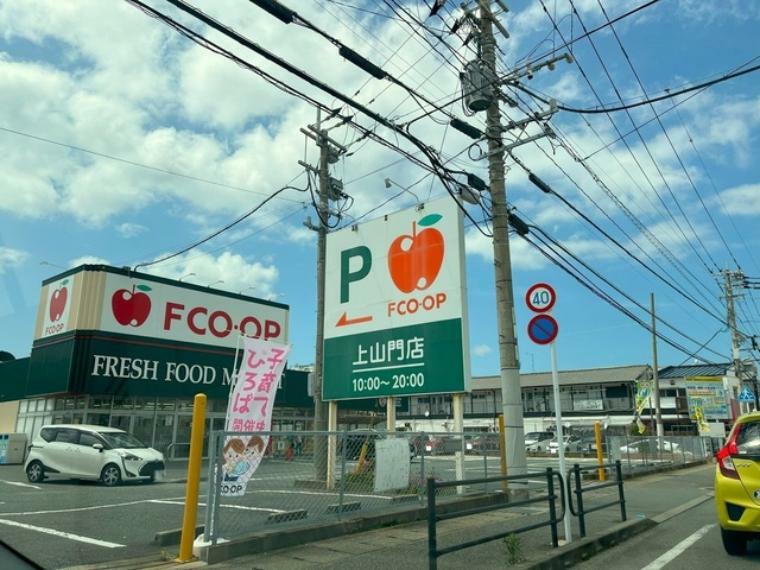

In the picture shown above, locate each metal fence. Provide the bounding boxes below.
[202,430,523,543]
[607,435,712,471]
[200,430,711,544]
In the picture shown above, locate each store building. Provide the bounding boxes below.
[0,265,377,457]
[398,363,740,434]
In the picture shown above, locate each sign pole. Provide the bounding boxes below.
[550,342,572,544]
[326,400,338,490]
[387,397,396,434]
[453,393,465,495]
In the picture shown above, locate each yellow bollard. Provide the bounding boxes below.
[177,393,207,562]
[594,421,607,482]
[498,415,508,492]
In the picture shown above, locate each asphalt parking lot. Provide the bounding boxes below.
[0,454,603,569]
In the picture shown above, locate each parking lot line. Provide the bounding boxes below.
[149,499,286,513]
[0,481,41,490]
[250,489,396,501]
[0,518,125,548]
[0,497,186,517]
[640,524,715,570]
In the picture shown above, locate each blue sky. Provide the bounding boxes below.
[1,0,759,377]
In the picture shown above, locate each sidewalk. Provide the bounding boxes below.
[202,462,715,569]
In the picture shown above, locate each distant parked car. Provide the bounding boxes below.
[25,424,164,486]
[340,430,416,461]
[525,431,554,452]
[549,435,583,454]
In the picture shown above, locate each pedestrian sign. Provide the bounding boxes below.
[739,387,755,402]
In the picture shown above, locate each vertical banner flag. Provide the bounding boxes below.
[221,337,291,496]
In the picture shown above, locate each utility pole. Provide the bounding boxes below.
[650,293,663,437]
[478,1,527,475]
[453,0,563,475]
[299,111,347,483]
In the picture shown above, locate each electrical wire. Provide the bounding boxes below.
[133,175,309,270]
[520,231,722,364]
[542,0,719,276]
[512,61,760,115]
[126,0,492,237]
[0,124,306,203]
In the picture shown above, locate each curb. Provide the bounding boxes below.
[201,492,515,564]
[518,518,657,570]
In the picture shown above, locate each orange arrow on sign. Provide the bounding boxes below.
[336,312,373,327]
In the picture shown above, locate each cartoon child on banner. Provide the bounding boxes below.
[223,435,267,482]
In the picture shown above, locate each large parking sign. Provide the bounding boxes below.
[323,197,471,400]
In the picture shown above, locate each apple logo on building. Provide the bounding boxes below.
[49,279,69,322]
[388,213,445,293]
[111,284,152,327]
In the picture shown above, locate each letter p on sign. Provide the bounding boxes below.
[340,246,372,303]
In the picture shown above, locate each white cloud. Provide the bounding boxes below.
[117,223,148,238]
[716,184,760,216]
[0,247,27,273]
[145,251,280,300]
[472,344,492,357]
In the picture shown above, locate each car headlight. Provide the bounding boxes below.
[119,452,141,461]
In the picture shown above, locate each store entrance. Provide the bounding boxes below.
[110,414,132,432]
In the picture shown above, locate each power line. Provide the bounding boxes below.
[513,60,760,115]
[551,0,719,275]
[133,176,308,270]
[126,0,491,236]
[520,230,720,364]
[593,0,738,271]
[0,124,306,203]
[511,153,730,327]
[529,224,727,359]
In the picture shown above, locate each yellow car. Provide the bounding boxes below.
[715,411,760,555]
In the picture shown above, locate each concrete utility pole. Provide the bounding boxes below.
[650,293,663,437]
[721,268,760,412]
[300,110,346,482]
[478,1,527,474]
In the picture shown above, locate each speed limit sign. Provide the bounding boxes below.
[526,283,556,313]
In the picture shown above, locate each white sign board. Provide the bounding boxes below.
[374,438,411,493]
[41,276,75,339]
[99,272,289,348]
[323,197,470,400]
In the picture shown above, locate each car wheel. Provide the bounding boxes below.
[721,528,747,556]
[26,461,45,484]
[100,464,122,487]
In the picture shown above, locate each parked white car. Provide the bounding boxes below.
[24,424,165,486]
[548,435,583,454]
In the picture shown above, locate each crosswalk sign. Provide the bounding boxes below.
[739,387,755,402]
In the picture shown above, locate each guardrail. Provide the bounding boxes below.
[426,469,564,570]
[568,460,626,538]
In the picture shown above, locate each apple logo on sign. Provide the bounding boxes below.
[388,213,445,294]
[111,284,152,327]
[49,279,69,322]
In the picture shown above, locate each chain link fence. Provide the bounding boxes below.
[200,429,712,543]
[203,430,535,543]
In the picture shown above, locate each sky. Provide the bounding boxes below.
[0,0,759,377]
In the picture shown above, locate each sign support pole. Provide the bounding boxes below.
[386,397,396,434]
[550,343,572,543]
[326,400,338,490]
[453,393,465,495]
[177,393,207,562]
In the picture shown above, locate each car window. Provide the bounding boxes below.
[737,421,760,452]
[54,429,79,444]
[79,432,101,447]
[39,427,57,443]
[97,431,146,449]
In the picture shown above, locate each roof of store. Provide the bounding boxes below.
[474,364,651,389]
[657,363,732,379]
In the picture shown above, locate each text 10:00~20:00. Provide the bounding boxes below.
[351,373,425,393]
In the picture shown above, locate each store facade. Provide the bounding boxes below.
[0,264,334,457]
